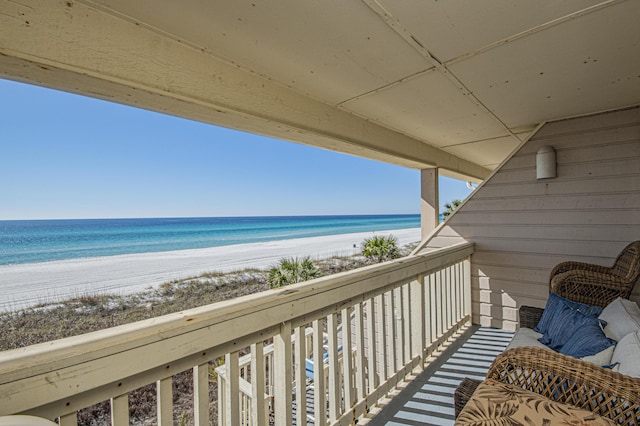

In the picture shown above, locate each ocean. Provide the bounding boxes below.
[0,215,420,266]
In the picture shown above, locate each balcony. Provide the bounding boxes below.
[1,2,638,424]
[0,242,474,425]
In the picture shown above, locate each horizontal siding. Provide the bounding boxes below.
[474,175,640,199]
[453,224,640,239]
[463,192,640,212]
[420,106,640,327]
[533,107,640,138]
[490,156,640,185]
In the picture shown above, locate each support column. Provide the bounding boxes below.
[420,168,439,240]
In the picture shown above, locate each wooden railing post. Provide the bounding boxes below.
[365,299,378,392]
[312,319,326,425]
[294,326,307,426]
[251,342,267,426]
[340,308,354,410]
[110,394,129,426]
[375,294,388,383]
[274,322,292,426]
[402,284,411,365]
[59,413,77,426]
[193,364,209,426]
[410,274,426,366]
[327,313,340,422]
[224,352,240,425]
[157,378,172,426]
[354,302,366,402]
[463,256,472,321]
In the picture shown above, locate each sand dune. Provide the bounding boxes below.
[0,228,420,312]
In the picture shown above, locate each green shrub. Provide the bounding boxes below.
[443,199,463,219]
[268,257,322,288]
[360,235,400,263]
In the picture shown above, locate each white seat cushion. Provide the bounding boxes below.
[506,327,548,350]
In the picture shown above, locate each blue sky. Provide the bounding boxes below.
[0,78,473,220]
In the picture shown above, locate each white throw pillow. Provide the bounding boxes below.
[598,297,640,341]
[611,330,640,378]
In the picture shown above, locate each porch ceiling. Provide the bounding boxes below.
[1,0,638,179]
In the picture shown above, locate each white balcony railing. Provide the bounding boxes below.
[0,242,473,425]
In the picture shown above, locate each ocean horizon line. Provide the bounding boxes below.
[0,214,422,266]
[0,213,420,223]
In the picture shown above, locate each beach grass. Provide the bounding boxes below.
[0,242,417,425]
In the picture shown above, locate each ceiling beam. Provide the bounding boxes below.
[0,0,490,180]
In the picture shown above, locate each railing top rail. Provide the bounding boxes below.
[0,241,472,414]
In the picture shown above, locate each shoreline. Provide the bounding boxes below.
[0,228,420,312]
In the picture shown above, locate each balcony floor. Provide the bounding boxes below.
[366,325,514,426]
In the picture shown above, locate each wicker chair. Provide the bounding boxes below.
[549,240,640,306]
[518,241,640,330]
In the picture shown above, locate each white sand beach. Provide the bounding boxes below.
[0,228,420,312]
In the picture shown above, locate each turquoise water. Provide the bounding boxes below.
[0,215,420,266]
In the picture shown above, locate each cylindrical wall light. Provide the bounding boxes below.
[536,146,556,179]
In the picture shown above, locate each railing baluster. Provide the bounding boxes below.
[251,342,266,426]
[294,326,307,426]
[455,263,460,322]
[274,322,292,426]
[225,352,240,425]
[312,319,326,425]
[396,287,405,369]
[410,275,425,365]
[59,413,77,426]
[402,284,411,365]
[436,270,443,338]
[354,302,366,402]
[385,291,396,376]
[218,367,225,425]
[111,393,129,426]
[365,298,378,392]
[457,262,463,322]
[193,363,209,426]
[447,265,456,330]
[424,273,433,354]
[443,267,449,330]
[157,377,173,426]
[376,294,387,382]
[327,313,340,421]
[464,256,472,320]
[341,308,354,411]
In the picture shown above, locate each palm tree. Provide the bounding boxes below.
[360,235,401,263]
[268,257,322,288]
[442,199,463,219]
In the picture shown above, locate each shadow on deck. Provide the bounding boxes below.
[366,326,514,426]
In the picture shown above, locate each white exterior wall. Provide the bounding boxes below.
[417,106,640,330]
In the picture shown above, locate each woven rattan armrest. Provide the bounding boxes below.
[551,269,634,306]
[518,305,544,329]
[486,346,640,425]
[550,260,613,279]
[454,377,482,418]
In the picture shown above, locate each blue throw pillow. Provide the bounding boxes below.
[534,293,602,335]
[539,305,608,350]
[559,317,616,358]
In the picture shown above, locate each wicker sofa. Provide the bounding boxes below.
[460,346,640,424]
[454,242,640,424]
